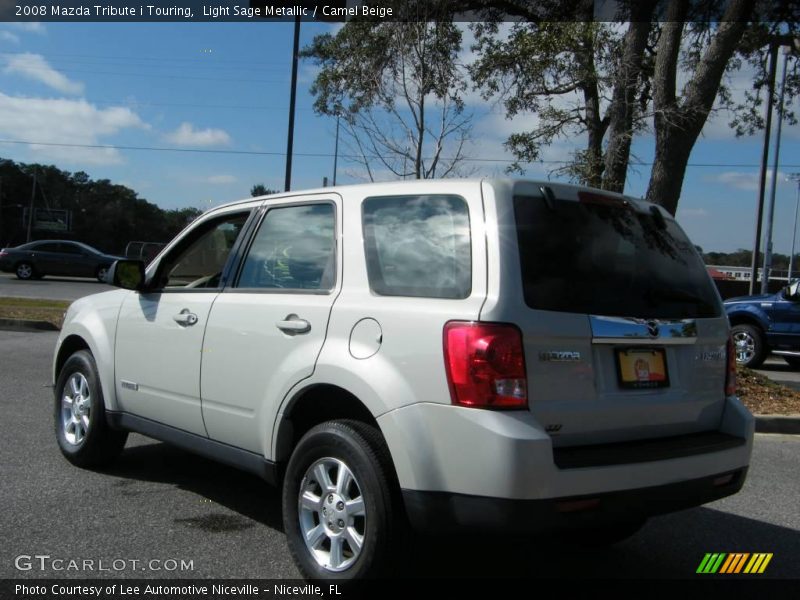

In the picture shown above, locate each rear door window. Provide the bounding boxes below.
[236,203,336,291]
[362,194,471,299]
[514,195,720,318]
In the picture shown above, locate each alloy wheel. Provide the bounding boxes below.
[61,373,92,445]
[732,330,756,364]
[297,457,367,573]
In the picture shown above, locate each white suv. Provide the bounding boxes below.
[53,179,753,579]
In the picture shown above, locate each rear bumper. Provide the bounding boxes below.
[378,395,754,521]
[402,467,747,533]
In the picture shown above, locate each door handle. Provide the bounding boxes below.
[276,317,311,334]
[173,309,198,326]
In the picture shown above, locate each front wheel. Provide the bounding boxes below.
[731,324,767,368]
[15,262,35,280]
[96,266,109,282]
[282,420,398,580]
[54,350,127,468]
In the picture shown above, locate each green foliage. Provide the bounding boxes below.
[250,184,278,197]
[0,158,201,253]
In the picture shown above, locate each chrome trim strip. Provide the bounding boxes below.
[590,315,697,345]
[591,337,696,346]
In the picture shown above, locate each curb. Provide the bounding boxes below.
[0,318,59,332]
[754,415,800,435]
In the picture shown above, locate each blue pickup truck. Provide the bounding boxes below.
[725,281,800,368]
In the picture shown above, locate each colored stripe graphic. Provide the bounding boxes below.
[698,553,773,574]
[744,553,773,574]
[697,553,726,574]
[720,553,749,573]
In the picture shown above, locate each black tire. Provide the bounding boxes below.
[784,356,800,370]
[731,324,767,368]
[562,517,647,548]
[54,350,128,468]
[15,261,35,280]
[96,265,109,282]
[282,420,398,581]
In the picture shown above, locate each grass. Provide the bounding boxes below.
[0,297,71,329]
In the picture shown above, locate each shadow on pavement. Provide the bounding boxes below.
[107,440,283,533]
[103,440,800,579]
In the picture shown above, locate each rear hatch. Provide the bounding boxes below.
[511,188,728,446]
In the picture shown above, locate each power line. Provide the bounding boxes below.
[3,138,800,168]
[0,51,291,68]
[2,65,290,84]
[2,56,289,75]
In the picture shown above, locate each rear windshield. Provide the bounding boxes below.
[513,195,721,318]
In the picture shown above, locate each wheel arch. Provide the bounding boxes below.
[55,334,91,381]
[727,312,767,333]
[274,383,382,466]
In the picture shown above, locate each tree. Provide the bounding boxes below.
[0,158,201,252]
[251,184,278,197]
[301,3,473,180]
[469,0,798,215]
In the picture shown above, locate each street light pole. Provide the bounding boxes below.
[789,173,800,281]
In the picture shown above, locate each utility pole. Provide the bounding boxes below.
[749,44,779,294]
[761,45,791,293]
[26,168,36,243]
[789,173,800,281]
[332,115,340,186]
[284,15,301,192]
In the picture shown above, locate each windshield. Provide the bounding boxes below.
[513,195,721,319]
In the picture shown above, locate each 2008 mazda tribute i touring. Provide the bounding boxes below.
[52,178,753,580]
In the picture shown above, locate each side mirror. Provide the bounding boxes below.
[106,259,146,291]
[786,280,800,300]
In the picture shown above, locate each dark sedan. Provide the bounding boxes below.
[0,240,123,281]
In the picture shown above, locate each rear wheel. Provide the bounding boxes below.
[96,266,109,282]
[54,350,127,468]
[15,262,35,280]
[282,420,398,580]
[731,324,766,368]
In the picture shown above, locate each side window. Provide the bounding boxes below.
[156,212,249,290]
[35,243,61,253]
[237,203,335,291]
[362,194,471,299]
[58,243,83,255]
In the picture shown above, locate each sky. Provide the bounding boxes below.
[0,20,799,255]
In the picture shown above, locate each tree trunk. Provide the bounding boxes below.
[646,0,754,215]
[602,6,655,192]
[578,27,604,188]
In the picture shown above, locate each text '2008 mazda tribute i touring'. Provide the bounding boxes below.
[53,179,753,580]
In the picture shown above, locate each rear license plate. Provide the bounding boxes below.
[615,348,669,389]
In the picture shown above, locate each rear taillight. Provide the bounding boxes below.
[0,249,7,258]
[443,321,527,409]
[725,335,737,396]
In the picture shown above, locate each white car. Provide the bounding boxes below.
[53,179,753,580]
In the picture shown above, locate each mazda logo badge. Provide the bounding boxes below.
[647,321,659,337]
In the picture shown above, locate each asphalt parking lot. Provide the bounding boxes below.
[1,329,798,581]
[0,273,114,301]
